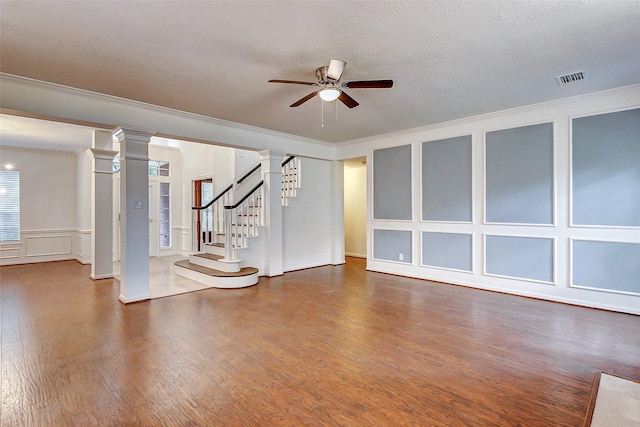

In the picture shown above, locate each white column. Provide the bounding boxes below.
[260,150,284,276]
[90,130,118,279]
[114,127,153,303]
[330,160,346,265]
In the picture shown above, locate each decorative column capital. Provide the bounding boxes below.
[259,150,287,174]
[90,148,119,175]
[113,126,155,144]
[89,148,119,161]
[113,127,154,161]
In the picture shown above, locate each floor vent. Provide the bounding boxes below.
[556,71,586,85]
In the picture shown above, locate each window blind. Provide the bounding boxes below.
[0,170,20,241]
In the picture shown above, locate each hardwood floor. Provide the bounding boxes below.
[1,258,639,426]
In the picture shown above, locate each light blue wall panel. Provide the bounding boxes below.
[422,232,472,272]
[572,108,640,226]
[373,145,412,220]
[573,240,640,294]
[422,136,472,222]
[486,123,553,224]
[486,235,554,282]
[373,229,412,263]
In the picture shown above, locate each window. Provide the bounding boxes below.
[112,157,170,176]
[159,182,171,247]
[152,161,170,177]
[0,169,20,241]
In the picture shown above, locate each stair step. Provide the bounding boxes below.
[175,260,256,277]
[174,260,259,289]
[193,253,223,261]
[190,253,240,272]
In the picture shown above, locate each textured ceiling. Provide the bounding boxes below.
[1,0,640,144]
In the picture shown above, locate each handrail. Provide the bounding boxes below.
[191,155,299,256]
[224,181,264,210]
[282,155,295,167]
[236,163,261,184]
[192,184,233,210]
[236,155,295,184]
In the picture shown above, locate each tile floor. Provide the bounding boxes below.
[591,373,640,426]
[113,255,212,299]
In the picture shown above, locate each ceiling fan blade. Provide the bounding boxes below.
[327,59,346,81]
[290,91,318,107]
[343,79,393,89]
[338,91,359,109]
[268,79,317,86]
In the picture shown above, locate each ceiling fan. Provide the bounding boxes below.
[268,59,393,109]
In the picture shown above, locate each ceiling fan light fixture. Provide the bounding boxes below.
[318,88,341,101]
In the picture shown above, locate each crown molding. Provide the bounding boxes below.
[336,82,640,149]
[0,73,337,155]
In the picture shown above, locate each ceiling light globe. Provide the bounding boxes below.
[319,88,341,101]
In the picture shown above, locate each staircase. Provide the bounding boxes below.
[173,156,300,289]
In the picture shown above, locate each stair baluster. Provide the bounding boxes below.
[223,181,264,261]
[192,156,300,257]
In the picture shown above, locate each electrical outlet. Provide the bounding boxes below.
[399,253,404,261]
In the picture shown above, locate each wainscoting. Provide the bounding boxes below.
[0,229,85,266]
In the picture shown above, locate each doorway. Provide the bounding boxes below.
[193,177,214,252]
[343,158,367,258]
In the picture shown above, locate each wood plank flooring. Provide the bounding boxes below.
[1,257,639,426]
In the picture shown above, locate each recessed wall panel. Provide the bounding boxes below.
[422,136,472,222]
[373,145,412,220]
[573,240,640,294]
[422,232,472,272]
[486,235,553,283]
[572,108,640,227]
[373,229,412,263]
[485,123,553,224]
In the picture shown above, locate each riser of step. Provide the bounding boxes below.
[205,243,226,257]
[190,253,241,273]
[174,262,258,289]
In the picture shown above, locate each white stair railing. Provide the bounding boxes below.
[281,156,301,207]
[192,184,232,254]
[191,156,301,258]
[223,181,264,261]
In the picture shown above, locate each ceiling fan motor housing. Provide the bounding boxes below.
[316,66,335,84]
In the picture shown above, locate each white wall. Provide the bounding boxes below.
[283,157,341,271]
[344,161,366,257]
[235,149,260,179]
[0,146,79,265]
[76,149,92,263]
[178,141,235,254]
[335,84,640,315]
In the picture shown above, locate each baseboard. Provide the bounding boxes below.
[118,294,151,304]
[91,273,114,280]
[345,252,366,258]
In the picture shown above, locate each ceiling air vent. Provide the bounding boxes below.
[556,71,586,85]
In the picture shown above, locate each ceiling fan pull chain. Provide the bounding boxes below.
[321,98,325,127]
[336,99,339,123]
